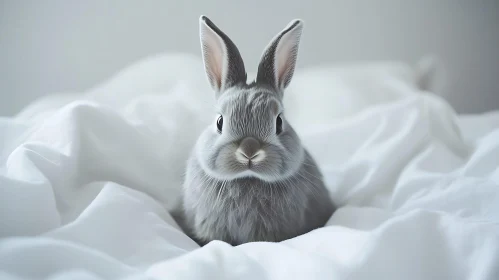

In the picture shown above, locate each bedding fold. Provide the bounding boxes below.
[1,53,498,280]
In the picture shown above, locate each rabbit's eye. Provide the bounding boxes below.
[276,114,283,135]
[216,115,223,133]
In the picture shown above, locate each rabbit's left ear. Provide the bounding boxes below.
[199,16,247,96]
[256,20,303,93]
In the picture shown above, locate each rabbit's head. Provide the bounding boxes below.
[194,16,305,182]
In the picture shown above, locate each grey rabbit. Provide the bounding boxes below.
[172,15,335,246]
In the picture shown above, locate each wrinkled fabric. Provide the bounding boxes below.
[1,53,498,280]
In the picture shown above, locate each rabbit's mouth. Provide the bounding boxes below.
[235,148,267,168]
[200,139,301,183]
[208,152,284,182]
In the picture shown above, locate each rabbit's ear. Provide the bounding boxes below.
[199,16,247,95]
[256,19,303,93]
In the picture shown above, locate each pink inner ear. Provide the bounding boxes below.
[275,29,298,89]
[202,24,226,90]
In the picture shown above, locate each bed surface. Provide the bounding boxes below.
[1,53,498,280]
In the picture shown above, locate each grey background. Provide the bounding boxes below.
[1,0,498,116]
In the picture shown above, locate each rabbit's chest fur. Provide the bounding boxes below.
[180,150,334,246]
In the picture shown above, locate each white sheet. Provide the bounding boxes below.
[1,53,498,280]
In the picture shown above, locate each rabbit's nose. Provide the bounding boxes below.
[237,137,262,160]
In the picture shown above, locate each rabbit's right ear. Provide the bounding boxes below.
[199,16,247,96]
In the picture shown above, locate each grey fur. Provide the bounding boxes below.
[172,16,335,246]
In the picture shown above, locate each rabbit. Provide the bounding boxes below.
[172,16,335,246]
